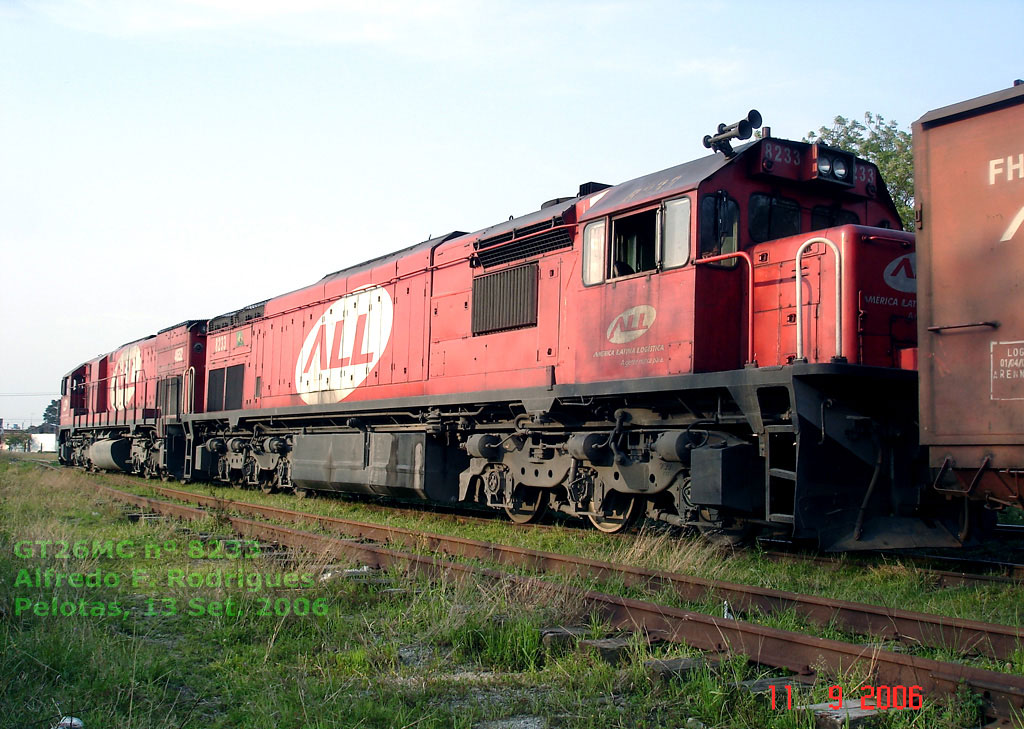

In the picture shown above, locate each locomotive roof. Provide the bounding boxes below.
[579,146,743,221]
[316,230,468,286]
[156,319,206,335]
[464,144,751,239]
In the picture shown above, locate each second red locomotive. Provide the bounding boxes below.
[58,110,954,549]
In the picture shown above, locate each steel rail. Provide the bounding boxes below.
[132,484,1024,663]
[46,462,1023,588]
[84,482,1024,725]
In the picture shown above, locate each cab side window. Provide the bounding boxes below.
[582,220,606,285]
[662,197,691,269]
[611,209,658,278]
[582,196,693,285]
[699,192,739,262]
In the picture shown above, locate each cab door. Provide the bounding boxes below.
[573,198,696,384]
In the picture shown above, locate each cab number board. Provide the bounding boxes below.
[856,164,876,184]
[763,141,802,167]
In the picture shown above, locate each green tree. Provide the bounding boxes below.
[806,113,914,231]
[43,398,60,426]
[4,431,33,452]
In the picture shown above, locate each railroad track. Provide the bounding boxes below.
[366,498,1024,586]
[79,481,1024,725]
[171,478,1024,589]
[129,483,1024,660]
[188,476,1024,586]
[23,458,1024,588]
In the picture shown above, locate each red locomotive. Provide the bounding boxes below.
[59,102,986,549]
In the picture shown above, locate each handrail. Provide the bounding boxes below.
[863,234,912,248]
[694,251,757,366]
[794,236,843,361]
[185,365,196,415]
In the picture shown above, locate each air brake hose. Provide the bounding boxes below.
[853,442,884,541]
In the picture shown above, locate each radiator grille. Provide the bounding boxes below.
[472,263,538,336]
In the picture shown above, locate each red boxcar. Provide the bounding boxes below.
[914,83,1024,512]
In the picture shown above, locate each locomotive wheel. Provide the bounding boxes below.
[504,486,548,524]
[260,484,277,495]
[588,492,641,534]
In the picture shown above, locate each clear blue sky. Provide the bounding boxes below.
[1,0,1021,427]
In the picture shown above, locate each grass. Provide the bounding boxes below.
[0,455,1010,728]
[99,464,1024,631]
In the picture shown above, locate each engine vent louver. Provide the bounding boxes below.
[475,217,573,268]
[471,263,538,336]
[208,300,268,333]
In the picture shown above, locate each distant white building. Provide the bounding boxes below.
[32,434,57,452]
[0,433,56,452]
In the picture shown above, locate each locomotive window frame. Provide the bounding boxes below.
[811,205,860,230]
[661,196,691,270]
[582,196,693,286]
[609,205,660,279]
[699,191,740,267]
[582,219,607,286]
[748,192,802,243]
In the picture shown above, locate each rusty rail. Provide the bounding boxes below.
[139,484,1024,662]
[85,482,1024,725]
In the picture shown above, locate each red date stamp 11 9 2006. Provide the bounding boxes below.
[769,684,924,711]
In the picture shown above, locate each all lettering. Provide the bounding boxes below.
[302,314,375,374]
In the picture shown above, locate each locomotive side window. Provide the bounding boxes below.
[699,192,739,264]
[661,196,691,269]
[610,208,658,278]
[811,205,860,230]
[582,220,606,285]
[749,193,801,243]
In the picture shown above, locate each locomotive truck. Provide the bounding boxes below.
[60,90,1011,550]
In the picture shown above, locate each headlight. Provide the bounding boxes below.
[811,144,855,186]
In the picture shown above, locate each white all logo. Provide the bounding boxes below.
[883,253,917,293]
[109,344,142,410]
[295,286,394,405]
[607,305,657,344]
